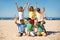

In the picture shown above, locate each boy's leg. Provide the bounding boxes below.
[23,33,26,36]
[30,31,35,36]
[27,32,30,36]
[42,33,46,36]
[17,32,21,37]
[41,32,47,36]
[25,28,27,34]
[37,32,41,36]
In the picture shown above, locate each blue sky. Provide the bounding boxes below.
[0,0,60,18]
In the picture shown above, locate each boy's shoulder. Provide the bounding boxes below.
[17,23,26,26]
[17,23,21,25]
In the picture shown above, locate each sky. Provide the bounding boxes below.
[0,0,60,18]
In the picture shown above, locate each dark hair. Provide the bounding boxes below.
[19,6,23,9]
[27,18,31,20]
[18,6,23,12]
[30,6,33,9]
[29,6,34,11]
[37,8,40,12]
[38,21,41,23]
[20,19,24,24]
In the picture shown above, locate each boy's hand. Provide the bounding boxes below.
[26,2,30,6]
[15,2,17,5]
[42,7,45,13]
[43,7,45,11]
[35,2,38,5]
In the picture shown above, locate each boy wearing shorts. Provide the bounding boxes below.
[37,20,46,36]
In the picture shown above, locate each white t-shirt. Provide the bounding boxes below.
[36,11,43,21]
[18,12,24,20]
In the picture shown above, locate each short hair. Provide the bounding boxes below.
[29,6,34,11]
[37,8,40,12]
[30,6,33,9]
[27,18,31,20]
[20,19,24,24]
[19,6,23,9]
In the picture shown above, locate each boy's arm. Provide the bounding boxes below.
[35,2,38,11]
[27,2,30,10]
[15,2,19,11]
[42,7,45,13]
[15,17,19,24]
[23,2,27,10]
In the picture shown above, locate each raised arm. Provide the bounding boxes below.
[23,2,28,10]
[15,2,19,11]
[26,2,30,9]
[35,2,38,11]
[35,2,38,9]
[42,7,45,13]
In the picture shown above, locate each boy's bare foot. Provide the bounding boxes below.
[26,32,30,36]
[42,33,47,36]
[23,33,26,36]
[16,33,21,37]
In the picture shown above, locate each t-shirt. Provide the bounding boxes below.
[37,23,46,32]
[26,23,33,32]
[36,11,43,21]
[17,24,26,33]
[28,11,36,20]
[18,12,24,20]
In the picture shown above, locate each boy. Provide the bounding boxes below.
[15,19,26,37]
[37,20,47,36]
[26,18,35,36]
[36,7,45,22]
[15,2,27,20]
[27,2,36,24]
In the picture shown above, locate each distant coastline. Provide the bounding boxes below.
[0,17,60,20]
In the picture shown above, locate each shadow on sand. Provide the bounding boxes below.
[46,31,60,35]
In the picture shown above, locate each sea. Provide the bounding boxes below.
[0,17,60,20]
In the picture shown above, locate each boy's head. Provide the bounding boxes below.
[41,20,46,24]
[19,6,23,12]
[37,8,41,12]
[20,19,24,24]
[29,6,34,11]
[27,18,31,23]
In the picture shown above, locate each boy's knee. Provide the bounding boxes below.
[27,32,30,36]
[37,32,40,36]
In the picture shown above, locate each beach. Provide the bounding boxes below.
[0,20,60,40]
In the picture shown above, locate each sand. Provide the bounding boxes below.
[0,20,60,40]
